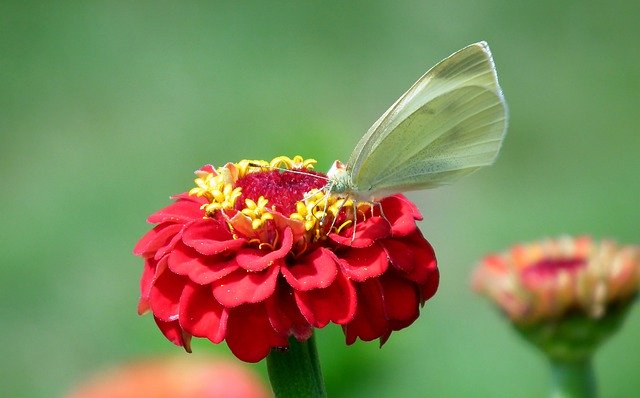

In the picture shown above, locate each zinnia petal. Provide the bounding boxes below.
[379,272,420,331]
[295,271,357,328]
[343,279,387,344]
[225,304,288,363]
[266,283,313,341]
[381,238,417,273]
[330,216,391,248]
[168,242,239,284]
[147,195,207,224]
[281,247,338,291]
[138,257,167,315]
[401,232,438,285]
[133,223,183,257]
[334,244,389,282]
[380,195,422,236]
[179,282,228,344]
[212,264,281,308]
[149,270,187,322]
[154,317,192,353]
[236,227,293,271]
[182,218,245,255]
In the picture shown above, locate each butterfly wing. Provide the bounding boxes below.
[348,41,507,198]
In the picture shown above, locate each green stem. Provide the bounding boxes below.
[549,357,596,398]
[266,333,327,398]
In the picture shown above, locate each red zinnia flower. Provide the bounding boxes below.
[134,156,439,362]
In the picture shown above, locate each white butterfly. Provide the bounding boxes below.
[326,41,508,202]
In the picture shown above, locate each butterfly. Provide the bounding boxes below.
[325,41,508,202]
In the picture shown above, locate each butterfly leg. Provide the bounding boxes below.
[375,201,389,225]
[327,196,350,233]
[351,200,359,241]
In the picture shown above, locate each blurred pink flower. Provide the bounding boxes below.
[472,236,640,324]
[66,356,270,398]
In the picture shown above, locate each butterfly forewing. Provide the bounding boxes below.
[347,41,507,198]
[356,86,506,196]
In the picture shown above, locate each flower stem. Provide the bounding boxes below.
[266,333,327,398]
[549,357,596,398]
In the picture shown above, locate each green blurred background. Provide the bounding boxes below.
[2,2,639,397]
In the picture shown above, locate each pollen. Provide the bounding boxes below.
[236,159,270,178]
[270,155,317,171]
[289,188,356,237]
[289,200,320,231]
[241,196,274,230]
[189,167,242,215]
[203,183,243,215]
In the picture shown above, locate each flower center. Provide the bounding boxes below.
[188,156,364,239]
[234,169,327,216]
[522,257,586,280]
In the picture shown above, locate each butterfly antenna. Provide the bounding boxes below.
[247,162,329,180]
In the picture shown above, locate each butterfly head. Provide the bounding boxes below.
[326,160,354,195]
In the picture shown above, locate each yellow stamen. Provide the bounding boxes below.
[190,168,243,216]
[236,159,270,178]
[336,219,353,234]
[241,196,274,230]
[270,155,317,170]
[288,187,366,242]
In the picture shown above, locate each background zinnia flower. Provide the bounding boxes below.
[472,236,640,325]
[134,156,439,362]
[65,356,270,398]
[472,236,640,396]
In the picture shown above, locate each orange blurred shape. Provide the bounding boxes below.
[66,356,271,398]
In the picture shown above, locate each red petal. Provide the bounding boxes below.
[153,317,192,353]
[334,244,389,282]
[342,279,387,344]
[281,247,338,291]
[133,223,183,257]
[330,216,391,248]
[381,238,417,273]
[403,232,438,286]
[138,257,166,315]
[179,282,228,343]
[149,270,187,322]
[212,264,280,308]
[265,283,313,341]
[182,218,245,255]
[380,195,422,237]
[147,195,206,224]
[225,304,288,363]
[420,266,439,303]
[168,242,239,284]
[391,231,439,302]
[195,164,215,174]
[236,227,293,271]
[154,228,186,260]
[380,273,420,330]
[272,213,307,244]
[294,271,357,328]
[171,192,203,201]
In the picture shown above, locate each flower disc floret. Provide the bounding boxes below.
[134,155,439,362]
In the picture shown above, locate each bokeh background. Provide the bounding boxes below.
[2,2,639,397]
